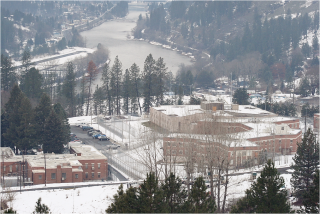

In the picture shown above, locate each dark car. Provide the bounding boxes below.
[98,136,110,141]
[82,126,93,131]
[92,133,104,139]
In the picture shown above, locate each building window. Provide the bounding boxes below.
[39,175,42,180]
[281,127,284,130]
[92,172,94,178]
[51,173,56,179]
[290,139,293,144]
[179,150,183,155]
[98,163,101,169]
[98,172,101,178]
[9,165,12,172]
[4,166,6,172]
[85,173,88,179]
[85,163,88,169]
[75,174,78,179]
[16,165,18,171]
[62,173,66,179]
[279,140,282,144]
[168,142,171,146]
[230,160,233,165]
[91,163,94,168]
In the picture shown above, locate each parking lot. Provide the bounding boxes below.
[70,126,121,151]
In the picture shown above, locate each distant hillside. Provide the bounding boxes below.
[133,1,319,95]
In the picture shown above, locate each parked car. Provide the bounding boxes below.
[98,136,110,141]
[87,129,98,135]
[89,131,101,136]
[76,123,87,127]
[107,144,120,149]
[82,126,93,131]
[92,133,104,139]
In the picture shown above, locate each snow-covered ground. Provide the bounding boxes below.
[12,47,96,70]
[7,155,296,214]
[8,184,121,214]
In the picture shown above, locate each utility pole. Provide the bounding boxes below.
[305,107,307,133]
[19,161,21,193]
[231,72,232,101]
[44,152,47,186]
[2,152,4,187]
[129,119,131,150]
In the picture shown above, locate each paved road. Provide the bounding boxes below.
[2,181,128,193]
[71,126,129,181]
[13,51,87,70]
[229,166,291,177]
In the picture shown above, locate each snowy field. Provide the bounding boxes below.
[8,184,121,214]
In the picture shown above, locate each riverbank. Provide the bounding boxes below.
[80,3,192,75]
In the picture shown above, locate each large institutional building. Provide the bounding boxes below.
[1,145,107,185]
[150,102,302,169]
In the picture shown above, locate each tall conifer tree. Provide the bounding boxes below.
[142,54,155,113]
[102,62,113,115]
[62,62,76,117]
[129,63,141,114]
[291,128,319,205]
[231,160,290,213]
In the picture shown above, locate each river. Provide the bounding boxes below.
[80,2,192,78]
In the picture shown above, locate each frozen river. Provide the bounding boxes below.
[80,2,192,77]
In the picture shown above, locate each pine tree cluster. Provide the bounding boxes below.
[1,85,70,154]
[106,172,216,213]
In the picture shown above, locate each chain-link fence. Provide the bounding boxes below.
[103,151,145,180]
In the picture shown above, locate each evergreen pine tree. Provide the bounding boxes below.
[3,94,35,154]
[43,110,66,153]
[53,103,71,145]
[85,60,99,116]
[21,49,32,74]
[138,172,165,212]
[300,169,319,213]
[34,93,53,149]
[188,176,216,213]
[142,54,156,113]
[2,85,24,149]
[111,56,123,115]
[122,69,131,114]
[62,62,76,117]
[5,207,16,213]
[1,54,16,91]
[102,62,114,115]
[161,173,189,213]
[154,57,167,106]
[20,67,43,100]
[291,129,319,206]
[232,88,249,105]
[93,85,105,115]
[33,198,50,214]
[1,112,13,148]
[106,184,140,213]
[231,160,290,213]
[129,63,141,115]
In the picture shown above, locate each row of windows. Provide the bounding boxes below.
[3,165,19,172]
[84,163,101,169]
[85,172,101,178]
[260,139,294,145]
[39,172,101,180]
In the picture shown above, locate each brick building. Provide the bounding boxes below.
[150,103,303,169]
[1,145,107,185]
[314,113,320,133]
